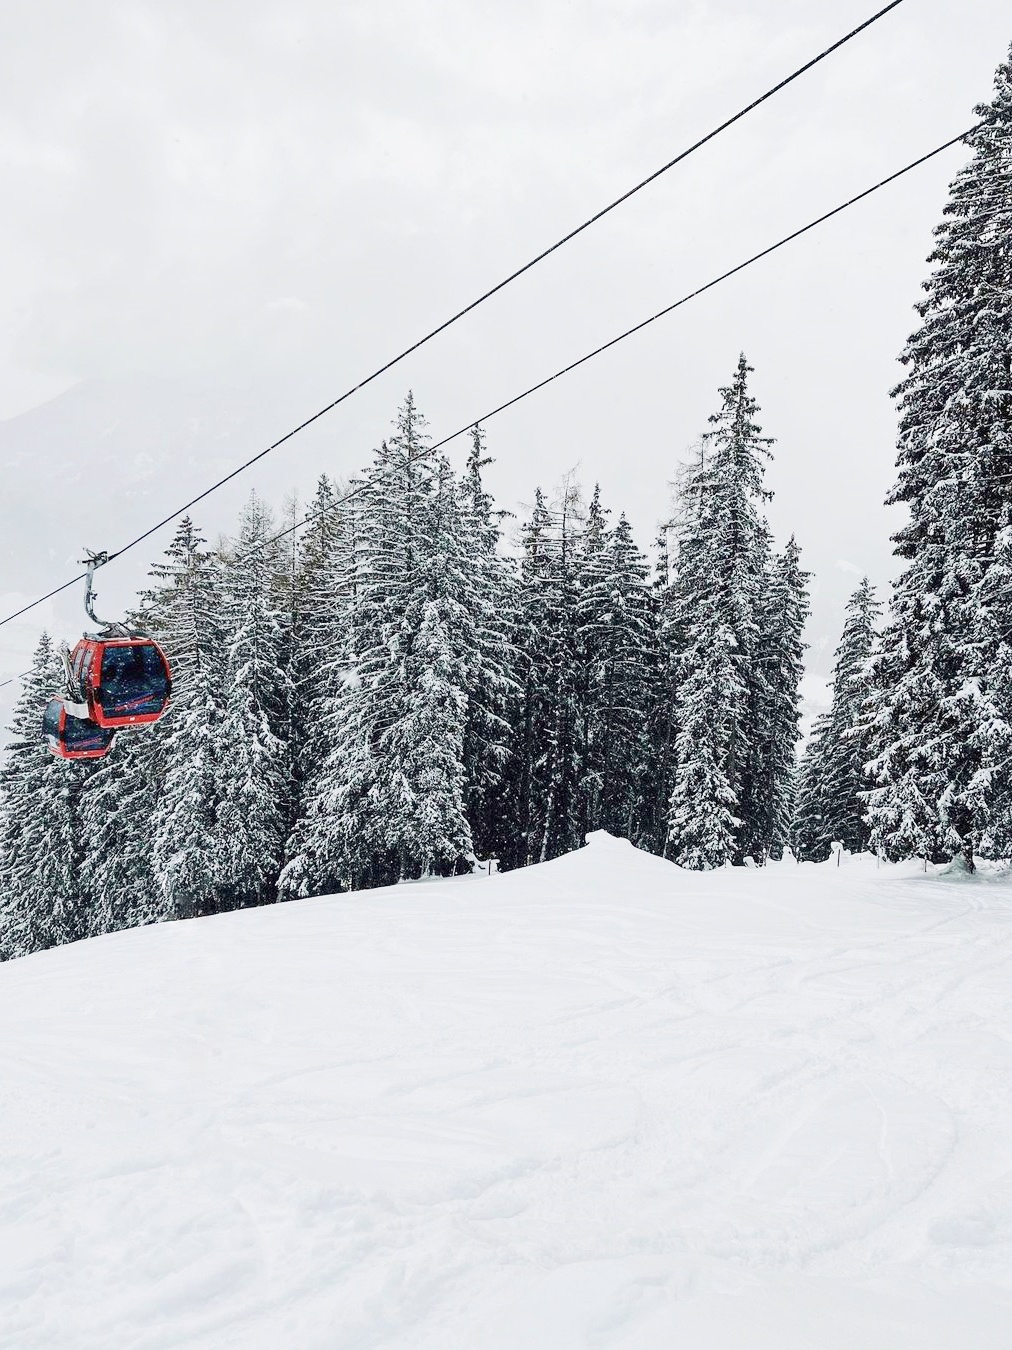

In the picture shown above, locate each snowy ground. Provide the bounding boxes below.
[2,835,1011,1349]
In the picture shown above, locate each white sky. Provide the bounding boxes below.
[1,0,1010,699]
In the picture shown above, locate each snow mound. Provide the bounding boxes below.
[2,845,1011,1348]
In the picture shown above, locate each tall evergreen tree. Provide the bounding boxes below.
[283,395,498,891]
[792,710,834,864]
[792,577,880,861]
[640,515,682,856]
[79,732,163,934]
[740,536,810,863]
[215,494,290,909]
[145,517,227,919]
[0,634,88,957]
[377,450,476,877]
[666,354,775,868]
[576,510,657,842]
[500,477,587,868]
[282,476,358,842]
[458,426,519,865]
[867,50,1012,870]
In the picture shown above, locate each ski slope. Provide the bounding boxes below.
[2,834,1011,1348]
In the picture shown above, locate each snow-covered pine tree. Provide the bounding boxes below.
[215,494,290,909]
[376,449,477,877]
[0,633,88,957]
[500,477,586,868]
[572,483,611,840]
[866,50,1012,870]
[666,581,743,870]
[281,433,416,897]
[666,354,774,868]
[640,514,682,855]
[534,475,586,863]
[739,536,810,863]
[492,487,555,871]
[144,517,228,919]
[571,484,609,832]
[283,394,489,891]
[78,731,163,934]
[278,473,365,899]
[576,509,657,842]
[272,492,305,840]
[793,577,881,861]
[792,711,833,863]
[283,476,355,836]
[457,426,519,866]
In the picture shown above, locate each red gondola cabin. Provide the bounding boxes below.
[69,637,172,728]
[43,699,116,760]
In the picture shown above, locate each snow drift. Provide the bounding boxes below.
[2,833,1011,1348]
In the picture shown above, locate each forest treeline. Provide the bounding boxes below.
[0,355,812,957]
[1,47,1010,959]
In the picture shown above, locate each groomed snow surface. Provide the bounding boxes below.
[3,834,1011,1348]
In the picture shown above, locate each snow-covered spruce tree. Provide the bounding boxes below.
[533,475,586,863]
[866,52,1012,870]
[278,486,375,896]
[283,394,490,891]
[284,475,353,833]
[640,514,683,855]
[215,494,290,909]
[282,406,430,892]
[498,477,586,868]
[571,484,610,841]
[739,536,810,863]
[792,578,881,861]
[792,711,834,863]
[278,472,365,899]
[376,449,479,877]
[666,624,742,869]
[78,730,163,935]
[492,487,555,870]
[576,506,657,842]
[0,633,88,958]
[457,426,519,866]
[666,354,775,868]
[271,493,305,841]
[142,517,228,919]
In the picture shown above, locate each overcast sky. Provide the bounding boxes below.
[1,0,1010,705]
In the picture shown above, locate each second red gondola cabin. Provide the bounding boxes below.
[69,637,172,728]
[43,699,116,760]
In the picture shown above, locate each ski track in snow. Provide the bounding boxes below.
[1,834,1011,1348]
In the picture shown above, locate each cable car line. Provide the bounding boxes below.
[240,123,981,565]
[0,119,983,656]
[0,120,983,705]
[0,0,908,636]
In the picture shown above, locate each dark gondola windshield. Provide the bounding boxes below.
[98,644,170,717]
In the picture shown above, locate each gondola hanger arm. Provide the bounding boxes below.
[79,549,123,634]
